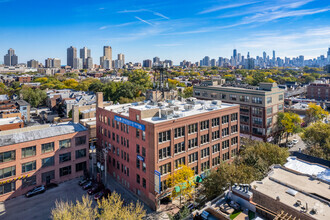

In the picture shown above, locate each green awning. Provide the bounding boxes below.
[175,186,180,193]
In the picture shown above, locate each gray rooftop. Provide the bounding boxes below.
[0,122,86,147]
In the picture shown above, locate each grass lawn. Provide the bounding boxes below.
[229,210,242,220]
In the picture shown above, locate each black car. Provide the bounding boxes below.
[78,178,90,186]
[82,181,93,190]
[25,185,46,197]
[87,184,103,195]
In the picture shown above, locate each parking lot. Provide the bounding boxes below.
[0,178,87,220]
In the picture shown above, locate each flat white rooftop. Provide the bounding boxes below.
[252,166,330,220]
[0,122,86,147]
[0,117,22,126]
[103,99,237,124]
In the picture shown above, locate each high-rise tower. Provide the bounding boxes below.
[4,48,18,66]
[67,46,77,67]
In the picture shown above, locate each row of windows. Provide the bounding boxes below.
[0,149,87,179]
[136,174,146,189]
[110,156,130,177]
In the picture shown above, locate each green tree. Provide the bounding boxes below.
[183,87,193,98]
[305,103,328,124]
[128,70,152,90]
[20,86,47,107]
[301,122,330,160]
[281,112,302,143]
[88,80,104,93]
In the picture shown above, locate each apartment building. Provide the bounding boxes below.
[96,92,240,210]
[307,83,330,101]
[193,82,284,141]
[0,117,89,201]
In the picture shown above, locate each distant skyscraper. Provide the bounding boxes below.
[327,47,330,63]
[80,47,91,68]
[143,59,152,68]
[247,52,250,59]
[202,56,210,66]
[233,49,237,60]
[153,57,160,65]
[100,46,112,69]
[210,59,216,67]
[53,58,61,68]
[118,53,125,64]
[67,46,77,67]
[86,57,93,69]
[4,48,18,66]
[27,59,39,68]
[263,51,266,61]
[45,58,61,68]
[272,50,275,61]
[73,58,83,69]
[104,46,112,60]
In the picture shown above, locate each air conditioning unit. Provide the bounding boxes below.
[184,104,193,111]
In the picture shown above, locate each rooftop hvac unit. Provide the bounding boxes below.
[161,109,174,119]
[184,104,193,111]
[212,100,222,106]
[186,97,197,104]
[170,106,179,111]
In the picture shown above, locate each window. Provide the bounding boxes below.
[212,143,220,153]
[60,166,71,176]
[267,117,273,126]
[201,134,209,145]
[41,142,54,154]
[239,95,250,102]
[174,142,185,154]
[0,150,15,163]
[188,137,198,149]
[136,174,140,184]
[212,118,219,127]
[201,161,210,171]
[112,119,115,127]
[159,130,171,143]
[222,115,229,124]
[116,135,119,144]
[267,107,273,115]
[142,162,146,172]
[252,107,263,115]
[0,166,16,179]
[75,136,86,146]
[22,161,36,173]
[267,97,272,104]
[252,97,262,104]
[231,125,238,134]
[142,131,145,141]
[136,115,140,121]
[201,148,210,158]
[229,94,237,101]
[116,121,119,129]
[194,90,200,96]
[143,178,146,188]
[240,115,249,123]
[279,94,283,101]
[0,182,15,195]
[200,120,209,130]
[212,156,221,167]
[221,94,227,99]
[252,117,263,125]
[59,153,71,163]
[142,147,146,157]
[22,175,36,188]
[136,144,140,154]
[76,149,87,159]
[222,127,229,137]
[159,163,171,175]
[42,156,54,168]
[231,137,238,145]
[159,146,171,160]
[174,126,185,138]
[59,139,71,149]
[231,113,238,121]
[160,180,168,192]
[188,123,197,134]
[240,106,250,114]
[112,132,115,141]
[252,127,263,135]
[175,157,185,169]
[222,152,229,161]
[188,152,198,163]
[240,125,250,132]
[76,161,86,172]
[212,130,220,140]
[222,140,229,149]
[136,129,140,138]
[210,93,217,98]
[278,104,283,111]
[136,160,140,169]
[231,148,238,157]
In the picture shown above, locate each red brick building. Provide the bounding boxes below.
[306,83,330,101]
[0,120,89,201]
[96,93,240,209]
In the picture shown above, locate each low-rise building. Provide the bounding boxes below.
[0,117,24,131]
[0,118,89,201]
[194,82,285,141]
[307,82,330,101]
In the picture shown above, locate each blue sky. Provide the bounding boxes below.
[1,0,330,65]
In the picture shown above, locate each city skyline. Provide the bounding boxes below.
[1,0,330,64]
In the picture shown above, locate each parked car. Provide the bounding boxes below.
[82,181,93,190]
[287,142,293,148]
[46,183,58,189]
[292,139,299,144]
[87,184,103,195]
[94,189,111,200]
[78,177,90,186]
[25,185,46,197]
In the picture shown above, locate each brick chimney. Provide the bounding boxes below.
[96,92,103,108]
[72,105,79,124]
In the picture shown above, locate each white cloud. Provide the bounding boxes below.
[135,16,153,26]
[198,1,260,14]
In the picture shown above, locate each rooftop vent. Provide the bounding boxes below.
[286,188,298,196]
[184,104,193,111]
[161,108,174,119]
